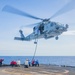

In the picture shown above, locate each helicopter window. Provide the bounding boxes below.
[33,27,35,31]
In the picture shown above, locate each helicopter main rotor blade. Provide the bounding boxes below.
[50,0,75,19]
[20,22,41,29]
[2,5,43,20]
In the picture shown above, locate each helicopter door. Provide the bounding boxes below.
[39,23,44,34]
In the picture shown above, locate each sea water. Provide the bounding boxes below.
[0,56,75,66]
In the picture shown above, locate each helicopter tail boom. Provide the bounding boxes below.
[14,37,30,41]
[14,37,25,41]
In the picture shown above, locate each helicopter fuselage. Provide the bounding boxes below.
[14,21,68,41]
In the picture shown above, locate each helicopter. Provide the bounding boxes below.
[2,0,75,42]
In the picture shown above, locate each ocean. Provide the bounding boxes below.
[0,56,75,66]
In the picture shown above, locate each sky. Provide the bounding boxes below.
[0,0,75,56]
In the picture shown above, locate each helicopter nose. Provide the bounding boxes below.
[62,24,69,31]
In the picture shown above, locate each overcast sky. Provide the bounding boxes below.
[0,0,75,56]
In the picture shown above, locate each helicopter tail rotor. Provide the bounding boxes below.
[14,30,25,41]
[19,30,25,38]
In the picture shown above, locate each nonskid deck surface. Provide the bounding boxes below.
[0,64,73,75]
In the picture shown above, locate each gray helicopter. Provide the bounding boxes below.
[2,0,75,41]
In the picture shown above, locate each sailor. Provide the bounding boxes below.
[24,59,29,68]
[0,59,4,67]
[17,59,21,67]
[33,26,40,35]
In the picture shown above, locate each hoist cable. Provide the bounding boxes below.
[32,39,38,60]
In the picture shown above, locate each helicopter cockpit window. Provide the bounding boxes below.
[57,22,62,26]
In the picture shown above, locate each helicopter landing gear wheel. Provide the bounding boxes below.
[55,36,59,40]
